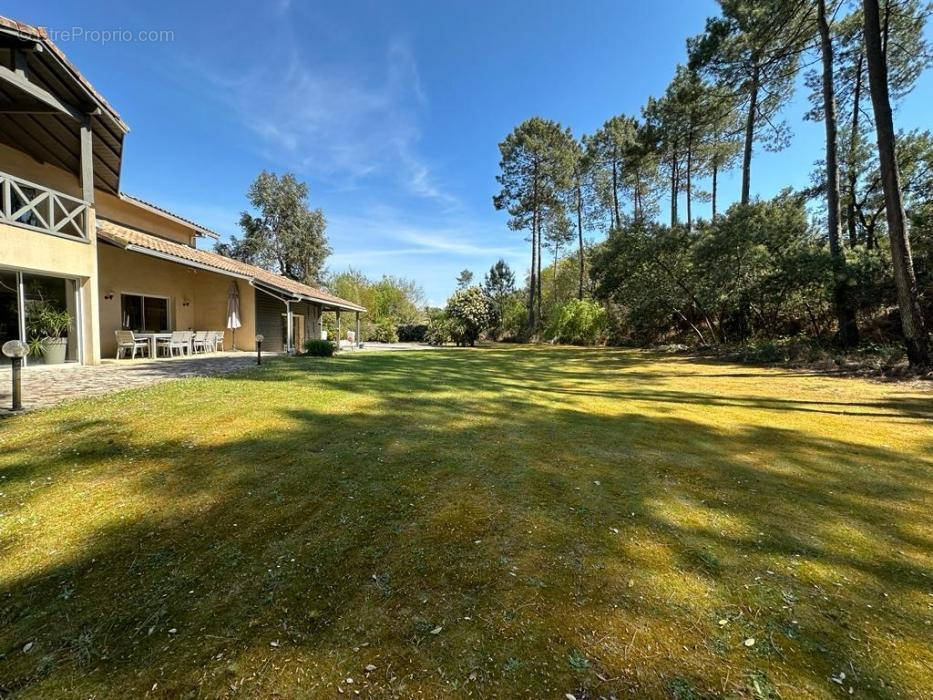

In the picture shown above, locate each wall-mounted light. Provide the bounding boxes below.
[103,289,114,300]
[182,296,191,308]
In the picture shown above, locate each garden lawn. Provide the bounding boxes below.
[0,347,931,698]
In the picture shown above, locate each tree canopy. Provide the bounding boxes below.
[216,171,330,285]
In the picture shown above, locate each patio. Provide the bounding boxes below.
[0,352,264,414]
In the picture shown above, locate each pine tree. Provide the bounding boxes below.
[816,0,860,347]
[862,0,930,366]
[542,206,575,304]
[585,116,640,229]
[494,118,576,331]
[455,269,474,289]
[689,0,813,204]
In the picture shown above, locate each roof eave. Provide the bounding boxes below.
[122,244,254,282]
[118,193,222,240]
[97,220,364,312]
[251,280,365,313]
[0,18,128,132]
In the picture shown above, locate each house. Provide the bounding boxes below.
[0,16,364,365]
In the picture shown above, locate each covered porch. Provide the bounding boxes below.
[254,282,362,354]
[96,219,257,359]
[95,218,364,359]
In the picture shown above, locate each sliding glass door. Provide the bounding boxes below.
[120,294,170,332]
[0,268,81,365]
[0,270,20,366]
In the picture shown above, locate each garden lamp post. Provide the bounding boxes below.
[255,334,264,365]
[2,340,28,412]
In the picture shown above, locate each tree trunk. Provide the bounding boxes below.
[634,173,642,222]
[862,0,930,366]
[611,153,621,229]
[741,64,760,205]
[528,168,539,331]
[847,51,863,247]
[686,136,693,230]
[712,161,718,219]
[819,0,860,348]
[654,257,720,344]
[670,153,678,226]
[673,307,708,345]
[577,184,584,300]
[536,219,542,324]
[553,244,559,301]
[528,215,537,331]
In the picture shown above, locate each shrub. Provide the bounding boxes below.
[499,297,528,341]
[546,299,608,345]
[424,317,453,346]
[368,319,399,343]
[397,323,428,342]
[303,339,335,356]
[445,286,498,346]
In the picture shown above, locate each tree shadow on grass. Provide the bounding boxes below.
[0,348,930,697]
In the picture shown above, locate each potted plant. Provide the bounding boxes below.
[26,300,72,364]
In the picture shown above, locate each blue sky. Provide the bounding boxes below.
[13,1,933,304]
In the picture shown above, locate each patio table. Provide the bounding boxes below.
[134,332,171,359]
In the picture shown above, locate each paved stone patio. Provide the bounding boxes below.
[0,353,262,414]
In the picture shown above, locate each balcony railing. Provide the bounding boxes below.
[0,170,89,241]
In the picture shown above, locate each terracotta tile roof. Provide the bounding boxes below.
[119,193,222,239]
[97,218,365,312]
[0,16,128,132]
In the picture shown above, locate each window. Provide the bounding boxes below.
[0,268,81,365]
[121,294,169,332]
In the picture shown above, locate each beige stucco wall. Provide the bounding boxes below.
[0,209,101,364]
[95,193,198,246]
[0,142,83,199]
[191,268,256,352]
[97,244,255,358]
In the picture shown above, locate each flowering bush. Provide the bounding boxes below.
[445,286,498,346]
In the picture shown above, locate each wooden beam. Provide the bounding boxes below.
[12,49,27,78]
[0,118,64,168]
[0,64,87,121]
[0,37,42,52]
[0,104,60,114]
[80,115,93,204]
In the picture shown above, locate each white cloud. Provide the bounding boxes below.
[181,15,523,302]
[397,230,522,257]
[197,27,457,209]
[327,210,523,257]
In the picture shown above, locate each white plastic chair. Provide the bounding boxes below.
[115,330,149,359]
[193,331,209,354]
[158,331,190,357]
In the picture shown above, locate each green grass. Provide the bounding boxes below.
[0,347,930,698]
